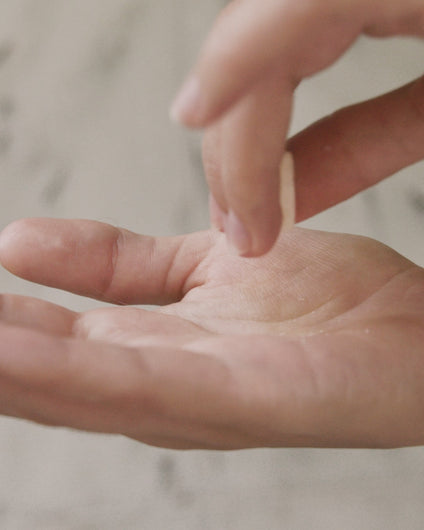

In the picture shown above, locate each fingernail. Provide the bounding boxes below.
[225,210,251,256]
[170,76,202,125]
[280,152,296,232]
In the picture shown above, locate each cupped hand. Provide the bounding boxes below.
[171,0,424,256]
[0,218,423,449]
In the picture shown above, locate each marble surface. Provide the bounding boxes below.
[0,1,423,529]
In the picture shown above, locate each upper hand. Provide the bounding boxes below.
[0,218,423,449]
[171,0,424,256]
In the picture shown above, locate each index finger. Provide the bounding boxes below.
[171,0,361,127]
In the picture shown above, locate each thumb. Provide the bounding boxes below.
[0,218,215,305]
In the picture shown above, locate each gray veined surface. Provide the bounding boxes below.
[0,1,423,529]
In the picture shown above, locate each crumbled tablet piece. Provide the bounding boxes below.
[280,152,296,232]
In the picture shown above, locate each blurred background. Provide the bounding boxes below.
[0,1,423,528]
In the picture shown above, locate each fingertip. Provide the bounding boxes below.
[0,222,13,259]
[0,219,28,271]
[224,210,252,256]
[245,152,297,257]
[170,76,209,128]
[224,204,282,258]
[170,63,249,128]
[250,208,283,257]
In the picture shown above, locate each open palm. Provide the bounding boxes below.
[0,218,423,449]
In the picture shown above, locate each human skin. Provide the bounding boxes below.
[0,218,423,449]
[171,0,424,256]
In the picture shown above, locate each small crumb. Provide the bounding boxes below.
[280,152,296,232]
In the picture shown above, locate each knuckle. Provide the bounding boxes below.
[98,227,123,302]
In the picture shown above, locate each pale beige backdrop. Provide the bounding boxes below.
[0,1,423,529]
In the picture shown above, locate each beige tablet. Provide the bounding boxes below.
[280,152,296,232]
